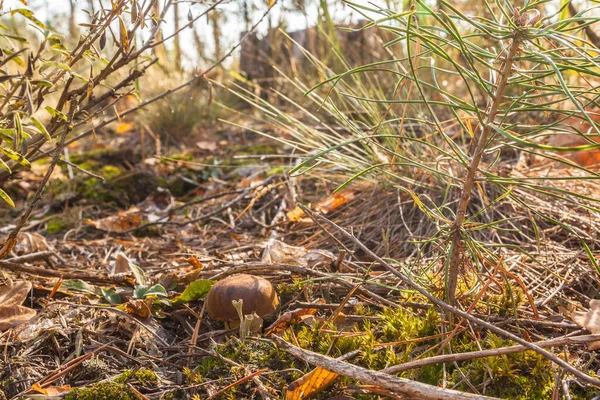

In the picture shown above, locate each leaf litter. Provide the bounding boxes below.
[1,130,600,399]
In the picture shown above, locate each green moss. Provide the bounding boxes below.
[278,302,560,398]
[114,368,158,387]
[449,335,554,398]
[266,166,285,176]
[65,382,137,400]
[46,217,68,234]
[99,165,122,180]
[183,366,204,384]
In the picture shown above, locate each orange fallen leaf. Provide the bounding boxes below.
[265,299,325,336]
[286,206,305,222]
[84,208,142,232]
[115,122,135,134]
[186,257,203,270]
[31,383,71,396]
[286,367,339,400]
[0,281,37,331]
[314,189,355,214]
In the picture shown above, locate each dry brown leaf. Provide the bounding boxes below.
[0,280,31,306]
[84,208,142,232]
[186,257,203,270]
[314,190,355,214]
[180,268,203,285]
[262,239,335,268]
[196,141,218,151]
[112,252,130,275]
[286,206,305,222]
[123,298,152,318]
[31,383,71,396]
[286,367,339,400]
[13,232,49,255]
[567,300,600,350]
[0,281,37,331]
[265,299,326,336]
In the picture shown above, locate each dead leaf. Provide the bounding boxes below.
[196,141,218,151]
[567,300,600,350]
[0,281,37,331]
[186,257,203,269]
[115,122,135,134]
[112,252,130,275]
[314,190,355,214]
[0,280,30,306]
[31,383,71,396]
[122,298,152,318]
[180,268,203,285]
[84,208,142,232]
[262,239,335,268]
[266,299,326,336]
[286,367,339,400]
[13,232,49,255]
[286,206,305,222]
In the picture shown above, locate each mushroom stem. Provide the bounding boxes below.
[232,299,246,341]
[244,313,254,338]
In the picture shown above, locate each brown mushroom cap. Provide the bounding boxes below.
[206,274,279,321]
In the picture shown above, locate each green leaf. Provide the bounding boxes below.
[10,9,45,29]
[42,61,70,71]
[0,188,14,207]
[559,0,571,22]
[30,116,51,141]
[127,259,146,286]
[0,147,30,168]
[144,284,168,297]
[3,50,24,67]
[31,79,53,87]
[0,129,14,142]
[171,280,215,304]
[44,106,68,121]
[101,287,122,304]
[14,113,23,148]
[62,279,100,295]
[0,158,11,173]
[133,285,148,299]
[0,34,28,43]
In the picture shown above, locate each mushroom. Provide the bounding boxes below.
[206,274,279,325]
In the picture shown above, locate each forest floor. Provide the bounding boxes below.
[0,117,599,400]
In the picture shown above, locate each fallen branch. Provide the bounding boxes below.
[273,336,499,400]
[296,203,600,387]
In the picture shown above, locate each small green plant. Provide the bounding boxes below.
[230,0,600,310]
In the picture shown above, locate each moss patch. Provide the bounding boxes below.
[65,382,137,400]
[114,367,158,387]
[46,217,69,234]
